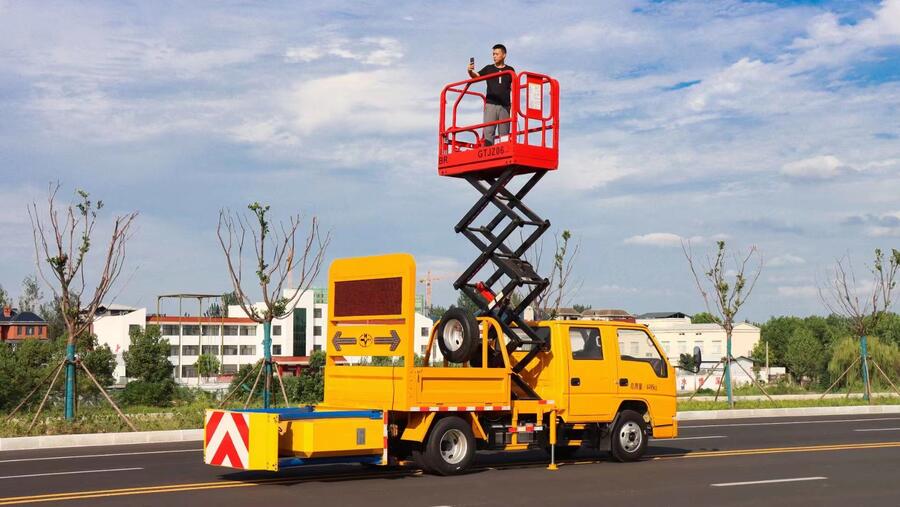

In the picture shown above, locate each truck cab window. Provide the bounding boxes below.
[570,327,602,360]
[617,328,667,377]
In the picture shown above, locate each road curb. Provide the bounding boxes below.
[677,404,900,421]
[0,429,203,451]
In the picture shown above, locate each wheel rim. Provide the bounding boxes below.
[439,429,468,464]
[441,319,465,352]
[618,421,642,453]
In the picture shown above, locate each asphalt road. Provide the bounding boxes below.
[1,413,900,506]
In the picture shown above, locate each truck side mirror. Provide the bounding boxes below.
[692,346,702,374]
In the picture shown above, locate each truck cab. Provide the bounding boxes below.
[514,320,677,456]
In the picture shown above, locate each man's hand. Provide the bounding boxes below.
[467,62,478,78]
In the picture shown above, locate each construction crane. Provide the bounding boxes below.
[418,270,450,310]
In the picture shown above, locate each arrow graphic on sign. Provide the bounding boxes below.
[374,330,401,351]
[331,331,357,351]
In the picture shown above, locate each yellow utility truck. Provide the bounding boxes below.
[203,253,689,475]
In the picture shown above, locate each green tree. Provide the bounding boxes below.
[196,353,220,379]
[572,304,592,314]
[455,292,481,315]
[123,326,173,382]
[784,328,824,384]
[0,339,54,411]
[121,325,175,406]
[691,312,721,324]
[39,296,66,343]
[292,350,325,404]
[18,275,42,313]
[76,334,117,394]
[427,304,447,322]
[0,283,9,309]
[828,335,900,390]
[204,302,224,318]
[678,353,697,372]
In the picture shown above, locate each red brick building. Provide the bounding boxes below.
[0,306,49,342]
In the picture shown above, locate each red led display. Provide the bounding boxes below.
[333,277,403,317]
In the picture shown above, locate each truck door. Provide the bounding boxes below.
[614,328,670,397]
[566,325,617,421]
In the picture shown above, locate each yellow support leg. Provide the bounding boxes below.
[547,409,558,471]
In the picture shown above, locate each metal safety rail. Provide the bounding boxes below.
[438,71,559,177]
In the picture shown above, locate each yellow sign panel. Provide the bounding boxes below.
[327,253,416,358]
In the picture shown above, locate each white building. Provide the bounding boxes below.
[636,312,760,364]
[93,288,434,385]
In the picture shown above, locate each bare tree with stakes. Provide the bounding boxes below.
[217,203,330,409]
[7,184,138,429]
[523,229,581,320]
[683,240,770,408]
[818,249,900,403]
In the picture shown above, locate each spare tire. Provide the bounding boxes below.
[437,306,478,364]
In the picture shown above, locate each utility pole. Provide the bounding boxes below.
[766,341,769,383]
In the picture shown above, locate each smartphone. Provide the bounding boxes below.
[470,57,474,65]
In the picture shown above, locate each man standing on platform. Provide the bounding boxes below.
[467,44,515,146]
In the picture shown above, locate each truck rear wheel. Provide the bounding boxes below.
[421,416,475,475]
[610,410,648,462]
[437,307,478,364]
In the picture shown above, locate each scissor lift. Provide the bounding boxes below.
[438,71,560,398]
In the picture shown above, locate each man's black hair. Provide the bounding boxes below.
[492,44,507,53]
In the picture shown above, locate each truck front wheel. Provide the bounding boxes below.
[422,416,475,475]
[610,410,648,462]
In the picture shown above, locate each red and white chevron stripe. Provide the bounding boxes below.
[205,410,250,469]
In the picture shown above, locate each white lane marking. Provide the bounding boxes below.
[854,427,900,432]
[668,435,727,441]
[0,448,199,464]
[711,477,827,487]
[682,417,900,429]
[0,467,143,480]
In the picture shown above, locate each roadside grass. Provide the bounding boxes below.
[0,399,277,437]
[679,397,900,411]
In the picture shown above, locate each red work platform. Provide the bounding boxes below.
[438,71,559,178]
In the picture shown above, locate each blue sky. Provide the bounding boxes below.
[1,0,899,321]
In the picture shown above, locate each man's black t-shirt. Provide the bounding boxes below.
[479,64,515,108]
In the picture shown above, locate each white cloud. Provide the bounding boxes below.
[777,285,817,298]
[285,37,403,66]
[781,155,853,180]
[792,0,900,50]
[624,233,689,247]
[284,69,432,136]
[596,284,639,294]
[865,225,900,237]
[623,232,725,247]
[769,254,806,267]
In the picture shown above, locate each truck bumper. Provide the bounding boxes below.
[204,407,387,472]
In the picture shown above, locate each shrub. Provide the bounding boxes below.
[119,380,176,407]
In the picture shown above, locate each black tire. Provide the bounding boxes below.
[411,444,435,474]
[610,410,648,462]
[437,307,478,364]
[422,416,476,475]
